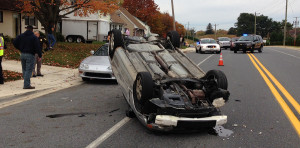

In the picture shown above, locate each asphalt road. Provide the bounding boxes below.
[0,46,300,148]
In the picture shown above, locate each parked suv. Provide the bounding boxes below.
[217,37,231,49]
[234,35,263,53]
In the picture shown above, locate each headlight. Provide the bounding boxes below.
[80,63,89,69]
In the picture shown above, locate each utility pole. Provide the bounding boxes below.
[171,0,176,31]
[214,24,218,40]
[254,12,260,35]
[293,17,299,46]
[187,22,190,37]
[283,0,288,46]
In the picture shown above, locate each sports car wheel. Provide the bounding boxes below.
[109,29,123,58]
[205,70,228,90]
[167,31,180,48]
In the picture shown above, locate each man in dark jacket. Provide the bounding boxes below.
[13,25,42,89]
[33,31,49,77]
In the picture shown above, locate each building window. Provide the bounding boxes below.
[119,25,122,31]
[0,11,3,23]
[24,16,37,27]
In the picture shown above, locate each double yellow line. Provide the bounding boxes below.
[247,53,300,137]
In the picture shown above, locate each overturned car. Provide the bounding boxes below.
[109,30,230,131]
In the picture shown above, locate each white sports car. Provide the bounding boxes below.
[79,43,115,81]
[195,38,221,54]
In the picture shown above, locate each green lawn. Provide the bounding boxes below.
[5,42,104,68]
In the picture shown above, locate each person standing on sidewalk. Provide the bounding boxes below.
[0,33,7,84]
[13,25,42,89]
[47,23,56,49]
[32,31,48,77]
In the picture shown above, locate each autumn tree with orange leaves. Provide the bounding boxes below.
[17,0,118,34]
[122,0,185,36]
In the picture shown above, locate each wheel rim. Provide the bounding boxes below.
[67,37,73,42]
[136,77,142,101]
[77,38,82,43]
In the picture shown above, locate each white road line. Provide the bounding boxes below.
[269,49,300,59]
[197,54,214,66]
[86,117,131,148]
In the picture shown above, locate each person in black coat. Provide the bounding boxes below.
[13,25,42,89]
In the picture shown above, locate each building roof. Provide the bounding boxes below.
[119,7,146,30]
[111,11,126,25]
[0,0,21,11]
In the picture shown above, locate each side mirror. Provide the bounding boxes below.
[90,50,95,55]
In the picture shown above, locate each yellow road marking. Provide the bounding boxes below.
[247,54,300,137]
[250,53,300,115]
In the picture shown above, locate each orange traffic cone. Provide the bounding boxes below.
[218,53,224,66]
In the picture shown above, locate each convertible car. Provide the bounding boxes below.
[109,30,230,131]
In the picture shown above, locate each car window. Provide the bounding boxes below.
[201,39,217,44]
[219,38,231,41]
[239,36,254,41]
[94,45,108,56]
[232,38,239,41]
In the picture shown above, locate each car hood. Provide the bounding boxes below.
[236,41,252,43]
[201,43,219,46]
[82,56,110,66]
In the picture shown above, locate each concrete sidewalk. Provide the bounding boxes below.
[0,59,83,99]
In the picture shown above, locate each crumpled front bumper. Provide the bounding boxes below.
[146,115,227,131]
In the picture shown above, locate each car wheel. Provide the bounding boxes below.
[243,49,246,53]
[109,29,124,58]
[67,36,73,43]
[234,50,237,53]
[82,77,90,81]
[76,37,83,43]
[196,48,198,53]
[205,70,228,90]
[167,31,180,48]
[125,108,136,118]
[216,49,221,54]
[258,46,263,53]
[133,72,154,113]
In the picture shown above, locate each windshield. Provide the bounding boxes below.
[201,39,217,44]
[94,45,108,56]
[219,38,231,41]
[232,38,239,41]
[239,36,254,41]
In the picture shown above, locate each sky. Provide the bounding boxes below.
[154,0,300,31]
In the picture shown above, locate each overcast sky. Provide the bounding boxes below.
[154,0,300,31]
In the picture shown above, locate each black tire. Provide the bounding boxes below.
[76,36,83,43]
[167,31,180,48]
[258,45,263,53]
[251,46,254,53]
[133,72,154,113]
[234,50,237,53]
[125,109,136,118]
[216,49,221,54]
[205,70,228,90]
[82,77,90,81]
[243,49,246,53]
[109,29,124,58]
[67,36,73,43]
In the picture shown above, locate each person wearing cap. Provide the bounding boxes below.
[0,33,7,84]
[32,31,49,77]
[13,25,42,89]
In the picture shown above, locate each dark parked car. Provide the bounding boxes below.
[234,35,263,53]
[230,37,240,51]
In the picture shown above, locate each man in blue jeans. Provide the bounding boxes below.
[13,25,42,89]
[48,23,56,49]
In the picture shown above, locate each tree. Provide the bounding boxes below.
[205,23,214,34]
[123,0,186,36]
[235,13,255,36]
[17,0,118,35]
[228,27,237,35]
